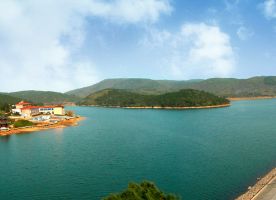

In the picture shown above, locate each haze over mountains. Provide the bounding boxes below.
[67,76,276,98]
[2,76,276,104]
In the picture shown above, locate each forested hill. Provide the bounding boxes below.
[9,91,81,103]
[0,93,21,111]
[0,93,21,104]
[67,76,276,98]
[79,89,230,108]
[66,78,202,98]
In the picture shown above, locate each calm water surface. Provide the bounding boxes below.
[1,99,276,200]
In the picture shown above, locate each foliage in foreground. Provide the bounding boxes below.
[13,120,34,128]
[103,181,180,200]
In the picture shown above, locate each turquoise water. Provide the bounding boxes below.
[1,100,276,200]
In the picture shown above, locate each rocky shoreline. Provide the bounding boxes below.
[228,96,276,101]
[0,117,85,136]
[83,103,231,110]
[236,168,276,200]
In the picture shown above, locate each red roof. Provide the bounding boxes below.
[21,105,64,110]
[16,101,31,105]
[39,105,64,108]
[21,106,40,110]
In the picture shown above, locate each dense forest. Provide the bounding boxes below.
[103,181,179,200]
[79,89,230,108]
[0,93,21,113]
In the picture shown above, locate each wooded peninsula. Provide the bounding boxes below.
[78,89,230,109]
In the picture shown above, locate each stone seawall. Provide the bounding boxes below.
[236,168,276,200]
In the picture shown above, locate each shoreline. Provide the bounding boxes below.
[236,168,276,200]
[228,96,276,101]
[82,103,231,110]
[0,117,85,137]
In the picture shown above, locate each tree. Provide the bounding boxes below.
[0,103,11,113]
[13,120,33,128]
[65,110,75,117]
[103,181,180,200]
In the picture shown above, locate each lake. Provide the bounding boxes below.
[1,99,276,200]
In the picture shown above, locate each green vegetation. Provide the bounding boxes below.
[9,90,80,104]
[2,76,276,106]
[67,76,276,98]
[13,120,34,128]
[103,181,179,200]
[79,89,229,107]
[0,93,21,112]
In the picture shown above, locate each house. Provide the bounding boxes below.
[12,101,32,114]
[0,116,9,128]
[12,101,65,118]
[53,106,65,115]
[21,106,40,118]
[39,105,65,115]
[20,105,65,118]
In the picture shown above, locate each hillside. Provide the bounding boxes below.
[0,93,21,111]
[66,78,201,97]
[9,90,81,104]
[79,89,229,108]
[67,76,276,98]
[0,93,21,105]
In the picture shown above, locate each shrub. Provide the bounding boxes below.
[65,110,75,117]
[103,181,180,200]
[14,120,34,128]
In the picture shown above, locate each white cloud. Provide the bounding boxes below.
[141,23,235,78]
[0,0,171,92]
[86,0,172,24]
[262,0,276,19]
[237,26,254,40]
[224,0,240,11]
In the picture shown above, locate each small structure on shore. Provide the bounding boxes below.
[0,116,9,128]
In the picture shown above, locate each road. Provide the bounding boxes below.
[253,178,276,200]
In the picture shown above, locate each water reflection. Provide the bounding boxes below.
[0,135,11,142]
[53,128,65,144]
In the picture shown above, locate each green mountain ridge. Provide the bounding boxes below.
[79,89,229,108]
[2,76,276,106]
[9,90,81,104]
[66,76,276,98]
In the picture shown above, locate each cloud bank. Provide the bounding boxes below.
[237,26,254,40]
[141,23,235,78]
[262,0,276,19]
[0,0,172,92]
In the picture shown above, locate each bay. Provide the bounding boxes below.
[1,99,276,200]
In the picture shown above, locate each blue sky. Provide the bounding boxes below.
[0,0,276,92]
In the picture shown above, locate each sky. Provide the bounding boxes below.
[0,0,276,92]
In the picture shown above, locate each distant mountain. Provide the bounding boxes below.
[9,90,81,104]
[79,89,229,108]
[67,76,276,98]
[66,78,202,98]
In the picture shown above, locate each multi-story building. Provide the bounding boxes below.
[12,101,32,114]
[12,101,65,118]
[21,106,40,118]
